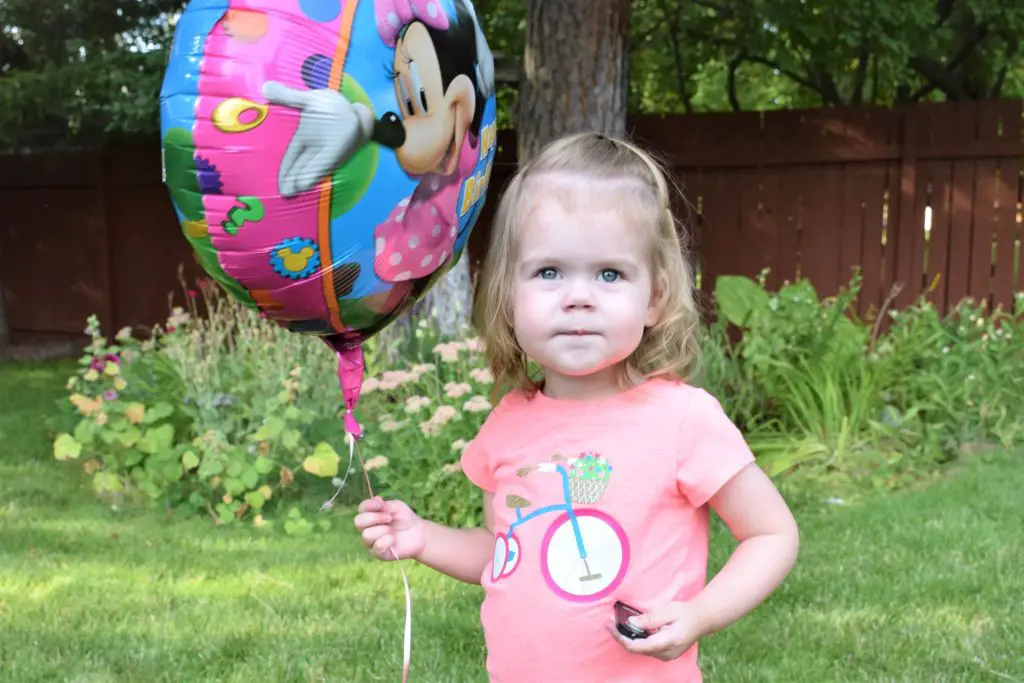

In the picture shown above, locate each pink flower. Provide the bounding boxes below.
[187,289,198,299]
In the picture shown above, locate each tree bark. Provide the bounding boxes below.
[518,0,631,161]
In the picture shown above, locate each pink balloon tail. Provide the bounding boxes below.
[327,338,365,439]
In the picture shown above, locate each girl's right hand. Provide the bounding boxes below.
[354,496,427,561]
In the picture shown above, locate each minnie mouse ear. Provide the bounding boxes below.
[462,0,495,98]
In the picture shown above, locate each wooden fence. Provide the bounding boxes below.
[1,100,1022,342]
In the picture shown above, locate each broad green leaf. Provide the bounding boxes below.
[253,417,285,441]
[93,471,124,493]
[254,457,274,475]
[198,459,224,479]
[244,491,266,509]
[282,428,302,450]
[143,402,173,424]
[163,462,183,481]
[181,450,200,470]
[714,275,770,328]
[224,478,245,496]
[117,426,142,448]
[54,433,82,460]
[137,424,174,454]
[216,503,235,524]
[241,468,259,490]
[73,419,97,446]
[124,449,144,468]
[302,442,340,478]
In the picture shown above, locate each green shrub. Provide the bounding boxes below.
[54,287,356,533]
[54,269,1023,529]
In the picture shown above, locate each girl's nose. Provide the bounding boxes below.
[562,279,595,309]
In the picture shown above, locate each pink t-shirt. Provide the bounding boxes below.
[460,377,756,682]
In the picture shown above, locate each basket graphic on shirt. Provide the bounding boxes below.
[566,453,612,504]
[491,452,629,603]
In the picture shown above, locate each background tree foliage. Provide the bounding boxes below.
[2,0,1022,147]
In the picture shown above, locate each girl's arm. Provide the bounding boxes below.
[414,492,496,585]
[612,464,799,658]
[692,463,800,634]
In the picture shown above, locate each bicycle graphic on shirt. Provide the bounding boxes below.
[490,453,630,602]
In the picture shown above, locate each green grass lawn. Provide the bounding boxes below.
[1,360,1021,683]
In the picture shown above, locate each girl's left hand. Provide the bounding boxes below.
[606,601,708,661]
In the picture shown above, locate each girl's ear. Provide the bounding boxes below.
[645,270,668,328]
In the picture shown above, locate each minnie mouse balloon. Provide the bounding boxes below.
[160,0,498,348]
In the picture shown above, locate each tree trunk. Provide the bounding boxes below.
[518,0,631,161]
[376,256,473,365]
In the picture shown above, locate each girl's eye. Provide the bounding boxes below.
[599,269,622,283]
[536,267,558,280]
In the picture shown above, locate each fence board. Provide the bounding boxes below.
[774,168,802,288]
[800,165,843,297]
[921,160,953,310]
[858,165,887,315]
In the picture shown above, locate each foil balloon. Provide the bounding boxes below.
[159,0,498,435]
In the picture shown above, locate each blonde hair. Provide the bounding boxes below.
[472,131,702,397]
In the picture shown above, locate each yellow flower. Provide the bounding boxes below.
[253,515,266,528]
[96,412,109,426]
[115,326,132,342]
[103,361,120,377]
[124,403,145,424]
[114,377,127,391]
[70,393,102,417]
[84,369,100,382]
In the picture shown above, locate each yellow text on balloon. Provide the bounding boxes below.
[458,121,498,217]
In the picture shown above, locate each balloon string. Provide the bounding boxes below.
[322,423,412,683]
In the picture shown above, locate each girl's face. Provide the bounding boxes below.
[510,190,663,389]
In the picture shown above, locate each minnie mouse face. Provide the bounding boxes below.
[391,21,476,177]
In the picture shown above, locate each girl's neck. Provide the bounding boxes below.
[539,362,646,402]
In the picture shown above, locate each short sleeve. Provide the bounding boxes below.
[676,388,756,507]
[459,434,497,493]
[459,398,509,493]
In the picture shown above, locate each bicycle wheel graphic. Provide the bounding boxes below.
[539,509,629,602]
[491,531,521,582]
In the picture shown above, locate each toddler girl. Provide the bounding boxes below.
[354,131,799,681]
